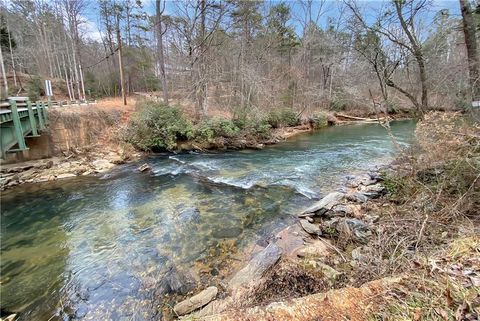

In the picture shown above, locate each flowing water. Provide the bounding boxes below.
[1,121,415,320]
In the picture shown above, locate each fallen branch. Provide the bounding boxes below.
[335,113,386,122]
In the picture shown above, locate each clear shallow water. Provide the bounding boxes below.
[1,121,415,320]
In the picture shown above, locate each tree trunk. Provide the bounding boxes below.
[116,14,127,106]
[459,0,480,102]
[394,1,427,113]
[155,0,169,104]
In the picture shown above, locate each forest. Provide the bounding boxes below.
[1,0,479,119]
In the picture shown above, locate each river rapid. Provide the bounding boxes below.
[0,120,415,320]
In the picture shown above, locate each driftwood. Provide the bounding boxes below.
[334,113,386,122]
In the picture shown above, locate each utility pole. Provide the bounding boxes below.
[0,45,8,99]
[116,13,127,106]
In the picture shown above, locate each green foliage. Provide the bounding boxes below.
[243,117,272,139]
[195,118,240,141]
[124,100,193,151]
[27,76,43,101]
[266,108,299,128]
[329,92,348,111]
[310,112,329,129]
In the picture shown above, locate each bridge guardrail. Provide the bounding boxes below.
[0,97,97,159]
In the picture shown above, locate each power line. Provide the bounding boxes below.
[83,47,119,69]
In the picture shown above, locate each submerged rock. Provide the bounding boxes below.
[299,219,322,236]
[156,267,196,296]
[212,226,243,239]
[173,286,218,316]
[229,243,282,289]
[178,207,201,224]
[300,192,345,216]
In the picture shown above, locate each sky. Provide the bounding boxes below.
[83,0,463,42]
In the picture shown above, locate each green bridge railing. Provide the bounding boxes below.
[0,97,96,159]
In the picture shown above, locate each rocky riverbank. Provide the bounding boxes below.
[0,147,142,191]
[161,169,389,320]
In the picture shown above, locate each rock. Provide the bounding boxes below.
[346,174,377,188]
[2,314,17,321]
[301,192,345,216]
[229,243,282,289]
[178,207,200,224]
[317,262,342,281]
[56,173,77,179]
[299,219,322,236]
[212,226,243,239]
[346,191,369,203]
[351,246,368,262]
[329,204,353,217]
[156,267,196,296]
[44,160,54,169]
[360,183,386,198]
[173,286,218,316]
[138,163,151,172]
[296,239,331,258]
[6,164,34,173]
[92,159,115,171]
[337,218,371,242]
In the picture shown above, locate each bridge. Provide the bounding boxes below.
[0,97,95,159]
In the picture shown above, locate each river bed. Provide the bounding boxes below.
[0,121,415,320]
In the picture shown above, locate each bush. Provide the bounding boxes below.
[310,112,329,129]
[243,117,272,139]
[266,108,300,128]
[195,118,240,141]
[124,100,193,151]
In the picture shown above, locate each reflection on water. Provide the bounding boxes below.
[0,121,415,320]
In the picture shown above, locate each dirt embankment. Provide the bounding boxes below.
[0,104,141,190]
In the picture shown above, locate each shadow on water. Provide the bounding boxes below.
[0,120,416,320]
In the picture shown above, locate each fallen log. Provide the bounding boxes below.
[334,113,385,122]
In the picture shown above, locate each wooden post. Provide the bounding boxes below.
[9,100,27,150]
[26,100,39,136]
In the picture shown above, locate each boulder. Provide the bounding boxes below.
[299,219,322,236]
[300,192,345,216]
[138,163,151,172]
[173,286,218,316]
[229,243,282,289]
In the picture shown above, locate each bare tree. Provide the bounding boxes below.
[459,0,479,102]
[155,0,168,104]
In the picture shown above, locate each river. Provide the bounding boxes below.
[0,120,415,320]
